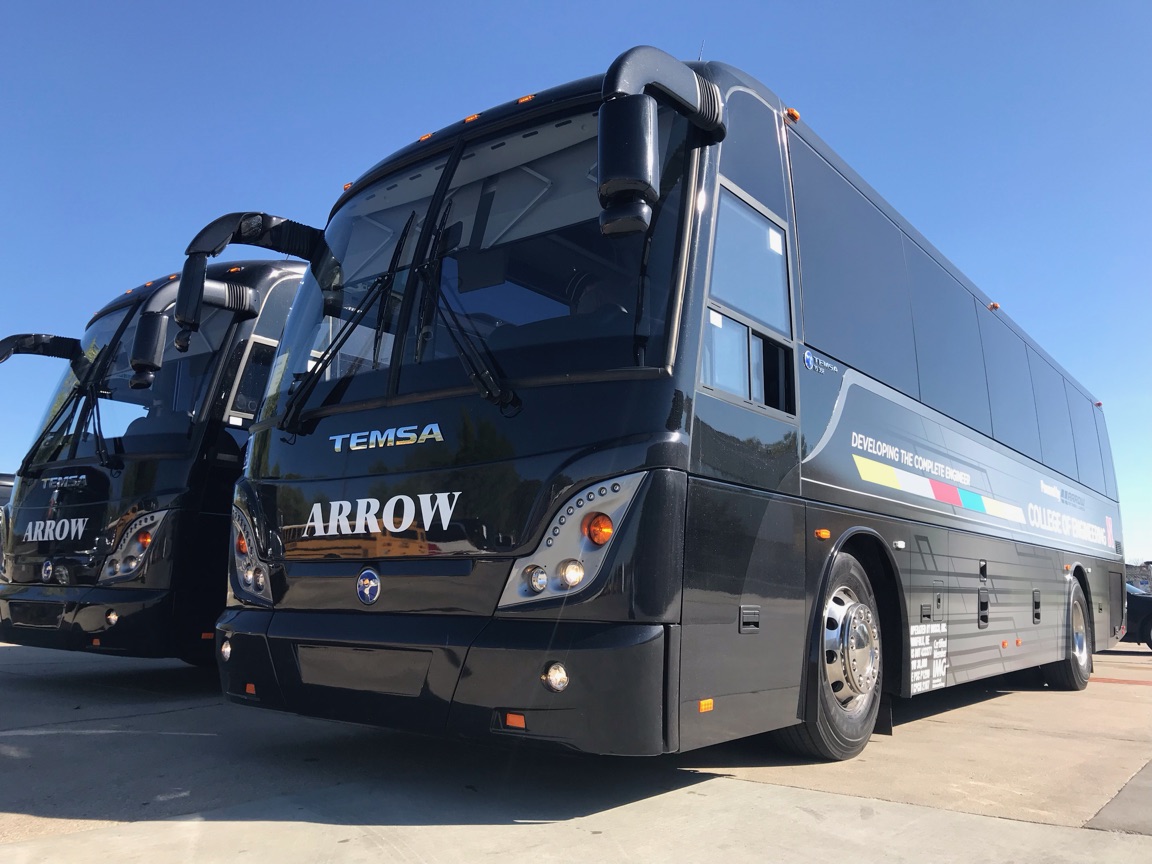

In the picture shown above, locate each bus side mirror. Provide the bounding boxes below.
[598,94,660,236]
[173,252,208,352]
[129,311,168,389]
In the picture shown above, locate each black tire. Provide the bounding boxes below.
[774,552,882,761]
[1041,581,1092,690]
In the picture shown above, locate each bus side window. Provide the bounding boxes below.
[231,339,279,418]
[227,277,298,424]
[702,187,794,415]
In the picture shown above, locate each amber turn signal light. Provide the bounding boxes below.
[583,513,614,546]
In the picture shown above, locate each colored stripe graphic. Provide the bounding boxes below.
[851,455,1025,524]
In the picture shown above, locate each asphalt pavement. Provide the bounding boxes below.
[1,641,1149,863]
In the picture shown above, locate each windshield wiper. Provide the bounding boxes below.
[433,296,520,414]
[412,201,455,364]
[410,201,519,412]
[278,211,417,433]
[84,381,122,471]
[18,381,85,477]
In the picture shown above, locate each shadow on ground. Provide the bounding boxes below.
[0,645,1087,832]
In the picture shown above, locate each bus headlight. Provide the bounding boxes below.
[497,472,645,608]
[100,510,167,584]
[557,559,584,588]
[232,506,271,605]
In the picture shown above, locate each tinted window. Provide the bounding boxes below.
[906,239,991,434]
[789,134,918,397]
[1095,408,1119,500]
[254,278,296,339]
[710,188,790,336]
[232,340,279,417]
[700,308,794,415]
[702,310,751,400]
[719,90,788,219]
[1028,348,1076,478]
[1066,382,1105,493]
[979,312,1041,461]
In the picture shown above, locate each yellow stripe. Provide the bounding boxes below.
[853,454,902,490]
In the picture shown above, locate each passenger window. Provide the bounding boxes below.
[1066,382,1105,493]
[789,134,918,398]
[906,240,991,435]
[1095,409,1119,500]
[1028,348,1077,478]
[979,312,1041,462]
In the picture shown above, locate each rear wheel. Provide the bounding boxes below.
[774,552,882,761]
[1041,581,1092,690]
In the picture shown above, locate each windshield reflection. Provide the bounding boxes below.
[27,303,232,467]
[262,102,688,422]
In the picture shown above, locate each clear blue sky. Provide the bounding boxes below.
[2,1,1149,562]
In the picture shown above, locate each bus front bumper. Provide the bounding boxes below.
[216,608,676,756]
[0,582,173,656]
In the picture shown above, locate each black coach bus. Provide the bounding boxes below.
[172,47,1123,757]
[0,261,303,664]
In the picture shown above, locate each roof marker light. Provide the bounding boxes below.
[227,266,242,273]
[785,107,801,123]
[517,94,535,104]
[988,302,1001,311]
[343,183,353,191]
[464,113,481,123]
[419,132,433,141]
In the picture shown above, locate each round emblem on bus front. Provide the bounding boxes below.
[356,568,381,605]
[41,560,53,583]
[803,350,815,371]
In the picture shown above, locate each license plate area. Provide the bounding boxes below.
[10,601,65,628]
[296,644,432,696]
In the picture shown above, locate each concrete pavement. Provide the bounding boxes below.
[1,642,1149,863]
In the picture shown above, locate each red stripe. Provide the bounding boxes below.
[1090,676,1152,687]
[929,480,962,506]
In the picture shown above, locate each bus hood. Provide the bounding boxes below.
[3,463,187,585]
[238,381,687,615]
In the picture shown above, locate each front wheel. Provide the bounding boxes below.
[774,552,882,761]
[1041,581,1092,690]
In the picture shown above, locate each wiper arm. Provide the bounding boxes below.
[18,381,85,477]
[278,211,417,433]
[84,381,122,470]
[412,201,454,364]
[434,297,520,414]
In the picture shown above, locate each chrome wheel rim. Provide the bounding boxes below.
[1071,597,1089,672]
[823,585,880,715]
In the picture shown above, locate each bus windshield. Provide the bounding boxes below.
[261,103,689,421]
[27,302,233,466]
